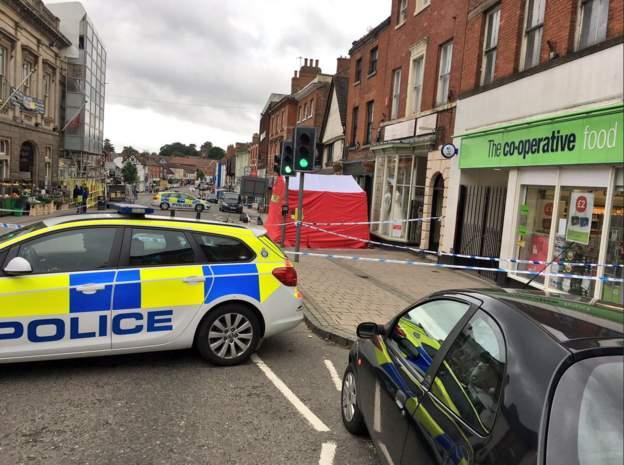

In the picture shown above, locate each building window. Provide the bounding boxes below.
[522,0,546,70]
[391,68,402,120]
[415,0,430,14]
[326,142,334,166]
[365,101,374,145]
[398,0,408,24]
[351,106,359,146]
[22,60,34,95]
[0,46,6,80]
[43,72,52,118]
[602,169,623,304]
[309,99,314,118]
[355,58,362,83]
[0,138,8,180]
[368,47,378,75]
[481,6,501,86]
[436,41,453,105]
[577,0,609,50]
[410,54,425,114]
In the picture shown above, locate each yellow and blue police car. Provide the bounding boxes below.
[152,191,210,212]
[0,204,303,366]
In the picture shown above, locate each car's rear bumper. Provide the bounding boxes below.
[262,287,304,338]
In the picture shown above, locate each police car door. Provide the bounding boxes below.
[112,227,205,349]
[0,227,121,360]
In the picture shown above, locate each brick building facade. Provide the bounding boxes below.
[0,0,71,190]
[442,0,623,300]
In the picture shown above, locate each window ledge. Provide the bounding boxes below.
[414,4,430,16]
[353,80,361,87]
[367,71,377,79]
[395,21,406,30]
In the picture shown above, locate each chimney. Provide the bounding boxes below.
[304,58,308,66]
[315,59,319,67]
[336,57,350,77]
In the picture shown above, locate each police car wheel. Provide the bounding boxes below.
[341,365,367,435]
[196,304,260,366]
[195,204,204,213]
[160,202,170,210]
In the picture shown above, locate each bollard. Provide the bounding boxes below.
[196,210,202,220]
[170,209,175,217]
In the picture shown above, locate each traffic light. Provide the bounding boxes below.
[273,154,281,174]
[281,141,294,176]
[294,127,315,172]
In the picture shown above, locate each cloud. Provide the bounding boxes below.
[47,0,389,152]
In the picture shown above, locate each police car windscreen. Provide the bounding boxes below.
[0,222,46,244]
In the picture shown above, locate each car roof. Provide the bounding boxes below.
[448,288,624,350]
[40,213,265,235]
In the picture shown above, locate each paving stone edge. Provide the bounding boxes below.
[300,288,355,346]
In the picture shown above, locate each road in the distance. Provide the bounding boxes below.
[0,324,379,465]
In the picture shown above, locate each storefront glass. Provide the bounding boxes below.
[372,154,427,243]
[516,186,556,285]
[602,173,623,305]
[549,187,607,298]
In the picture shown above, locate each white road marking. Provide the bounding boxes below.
[251,354,330,432]
[323,359,342,392]
[318,441,337,465]
[378,442,396,465]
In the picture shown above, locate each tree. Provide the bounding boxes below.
[121,146,139,158]
[122,161,138,185]
[103,138,115,154]
[196,169,206,181]
[200,141,213,156]
[159,142,200,157]
[207,146,226,160]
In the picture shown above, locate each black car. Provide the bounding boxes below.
[341,289,624,465]
[219,192,243,213]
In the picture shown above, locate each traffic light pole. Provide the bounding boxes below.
[280,175,289,246]
[293,172,304,263]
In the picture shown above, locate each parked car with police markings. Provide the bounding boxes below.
[152,191,210,212]
[0,204,303,366]
[341,289,624,465]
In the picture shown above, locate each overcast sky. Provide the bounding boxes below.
[47,0,389,153]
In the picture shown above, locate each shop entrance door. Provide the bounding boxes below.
[428,174,444,252]
[454,185,507,281]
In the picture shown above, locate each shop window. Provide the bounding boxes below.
[516,186,556,285]
[550,187,607,298]
[602,171,623,304]
[375,154,427,243]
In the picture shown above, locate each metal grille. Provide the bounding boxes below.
[456,185,507,281]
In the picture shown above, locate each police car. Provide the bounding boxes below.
[0,205,303,366]
[153,191,210,212]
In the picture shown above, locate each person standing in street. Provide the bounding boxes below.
[74,184,83,214]
[82,184,90,214]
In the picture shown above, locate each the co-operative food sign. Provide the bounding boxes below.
[459,104,623,169]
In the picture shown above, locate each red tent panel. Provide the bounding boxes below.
[266,175,369,249]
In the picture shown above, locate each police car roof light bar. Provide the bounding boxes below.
[109,203,155,216]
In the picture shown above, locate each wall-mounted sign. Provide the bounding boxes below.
[416,113,438,136]
[459,104,623,169]
[384,119,416,142]
[441,143,458,159]
[566,192,594,245]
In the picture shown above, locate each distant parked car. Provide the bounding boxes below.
[219,192,243,213]
[152,191,210,212]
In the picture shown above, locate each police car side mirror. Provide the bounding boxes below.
[4,257,33,276]
[357,322,384,339]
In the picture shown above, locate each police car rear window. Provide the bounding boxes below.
[193,233,254,263]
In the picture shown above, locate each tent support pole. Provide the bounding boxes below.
[294,172,304,263]
[280,175,289,246]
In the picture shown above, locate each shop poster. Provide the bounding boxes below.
[566,192,594,245]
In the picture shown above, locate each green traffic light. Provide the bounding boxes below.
[284,166,293,174]
[298,158,309,169]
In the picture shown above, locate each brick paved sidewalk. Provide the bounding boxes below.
[292,248,495,343]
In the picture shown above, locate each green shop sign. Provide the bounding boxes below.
[459,104,623,169]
